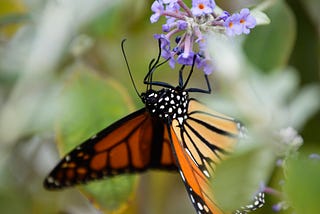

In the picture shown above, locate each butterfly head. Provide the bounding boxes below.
[142,87,189,123]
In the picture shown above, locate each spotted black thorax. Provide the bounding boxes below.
[141,87,189,124]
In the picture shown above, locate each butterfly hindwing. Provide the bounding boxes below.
[44,109,177,189]
[176,98,242,178]
[170,98,243,213]
[167,125,223,214]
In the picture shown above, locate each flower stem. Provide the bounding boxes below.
[161,11,186,20]
[177,0,193,18]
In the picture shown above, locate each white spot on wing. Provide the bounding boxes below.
[65,155,70,162]
[190,193,195,203]
[203,204,209,212]
[197,202,203,210]
[179,170,185,182]
[203,170,210,178]
[47,176,54,183]
[185,148,198,167]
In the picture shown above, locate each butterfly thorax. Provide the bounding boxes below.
[142,88,189,124]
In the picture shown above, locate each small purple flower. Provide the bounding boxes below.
[154,34,172,59]
[162,23,171,32]
[272,203,282,212]
[309,153,320,160]
[164,0,180,15]
[224,13,242,36]
[191,0,215,16]
[163,0,177,5]
[272,201,290,212]
[177,33,194,65]
[168,56,176,68]
[177,51,195,65]
[218,11,230,21]
[177,20,187,30]
[238,8,256,34]
[162,20,187,32]
[150,1,164,23]
[224,8,256,36]
[276,159,284,167]
[163,1,180,25]
[197,57,214,74]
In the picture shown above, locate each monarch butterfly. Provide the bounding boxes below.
[44,41,264,213]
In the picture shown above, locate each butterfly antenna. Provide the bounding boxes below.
[182,54,196,89]
[121,39,140,98]
[144,39,162,91]
[151,39,163,70]
[143,40,171,91]
[178,64,186,87]
[153,39,171,69]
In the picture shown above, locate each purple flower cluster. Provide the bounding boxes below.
[150,0,256,74]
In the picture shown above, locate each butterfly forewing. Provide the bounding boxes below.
[44,109,177,189]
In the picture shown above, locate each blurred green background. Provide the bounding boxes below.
[0,0,319,213]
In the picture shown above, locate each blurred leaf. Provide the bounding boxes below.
[56,63,137,213]
[288,84,320,129]
[212,146,275,212]
[0,0,27,36]
[286,0,319,85]
[251,9,271,25]
[0,187,31,213]
[284,154,320,213]
[299,0,320,28]
[244,0,296,72]
[88,4,123,37]
[81,175,137,213]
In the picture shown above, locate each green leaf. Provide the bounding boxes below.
[212,146,275,212]
[56,63,137,213]
[284,155,320,213]
[244,0,296,72]
[251,10,271,25]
